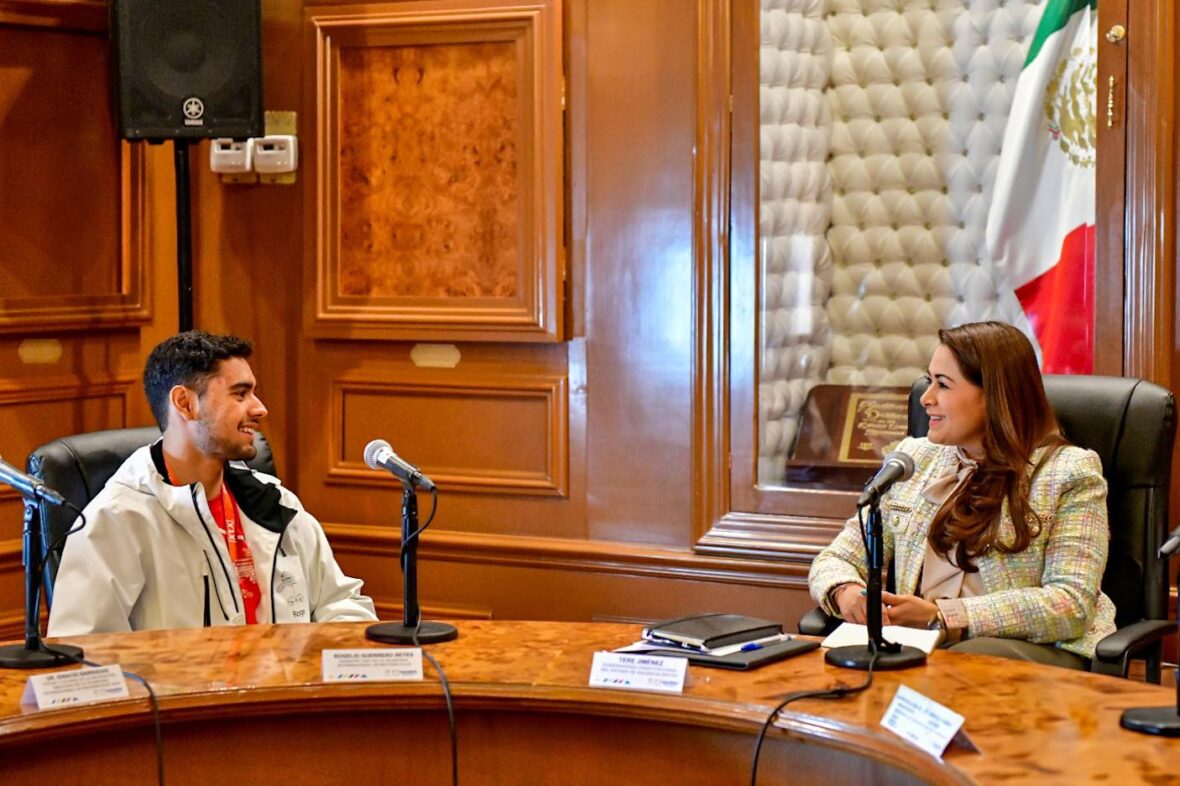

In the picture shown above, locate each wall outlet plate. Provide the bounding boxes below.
[210,138,252,173]
[253,135,298,173]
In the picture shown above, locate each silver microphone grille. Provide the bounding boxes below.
[884,451,915,481]
[363,439,391,470]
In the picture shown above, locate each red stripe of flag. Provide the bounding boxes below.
[1013,223,1095,374]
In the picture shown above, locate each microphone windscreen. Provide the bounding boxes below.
[363,438,391,470]
[884,451,915,481]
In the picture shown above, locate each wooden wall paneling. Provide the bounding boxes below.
[0,543,21,640]
[1123,0,1178,389]
[0,2,105,31]
[1094,0,1128,375]
[327,373,569,496]
[327,522,811,626]
[576,0,696,546]
[0,15,149,333]
[305,0,563,342]
[0,3,168,630]
[296,340,583,538]
[692,0,731,544]
[372,598,493,622]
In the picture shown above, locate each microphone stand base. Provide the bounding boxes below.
[1121,706,1180,736]
[825,644,926,671]
[366,621,458,645]
[0,642,83,670]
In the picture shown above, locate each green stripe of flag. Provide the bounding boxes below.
[1024,0,1097,67]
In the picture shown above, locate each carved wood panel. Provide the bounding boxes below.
[0,379,133,524]
[305,0,563,342]
[328,372,568,496]
[0,11,149,333]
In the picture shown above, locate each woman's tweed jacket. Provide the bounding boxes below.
[809,436,1116,658]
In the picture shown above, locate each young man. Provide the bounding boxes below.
[47,331,376,636]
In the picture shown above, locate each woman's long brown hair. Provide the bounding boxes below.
[927,322,1067,569]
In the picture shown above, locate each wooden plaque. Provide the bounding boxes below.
[786,384,910,489]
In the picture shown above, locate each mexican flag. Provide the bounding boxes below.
[986,0,1097,373]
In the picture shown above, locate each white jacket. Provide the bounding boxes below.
[47,442,376,636]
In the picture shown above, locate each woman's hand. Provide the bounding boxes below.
[880,591,939,628]
[834,583,892,625]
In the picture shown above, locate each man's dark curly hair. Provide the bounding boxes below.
[143,331,253,430]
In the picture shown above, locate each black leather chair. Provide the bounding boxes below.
[799,375,1176,682]
[25,426,275,608]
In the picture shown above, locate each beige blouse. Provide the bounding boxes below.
[919,447,983,632]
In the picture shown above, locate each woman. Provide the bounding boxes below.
[808,321,1116,668]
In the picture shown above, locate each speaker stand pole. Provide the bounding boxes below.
[367,485,457,645]
[174,139,194,332]
[825,501,926,671]
[0,498,82,668]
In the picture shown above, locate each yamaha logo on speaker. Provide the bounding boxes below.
[182,97,206,127]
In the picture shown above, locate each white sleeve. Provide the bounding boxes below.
[47,498,146,637]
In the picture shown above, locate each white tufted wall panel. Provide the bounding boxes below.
[759,0,835,482]
[759,0,1047,483]
[824,0,1041,385]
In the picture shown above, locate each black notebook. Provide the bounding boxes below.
[642,613,783,650]
[639,638,819,671]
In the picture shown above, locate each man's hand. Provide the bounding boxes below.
[880,591,939,628]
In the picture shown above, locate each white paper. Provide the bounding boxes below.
[322,648,424,682]
[820,622,943,655]
[23,664,130,710]
[880,684,964,759]
[588,651,687,694]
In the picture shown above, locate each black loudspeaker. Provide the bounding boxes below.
[112,0,263,141]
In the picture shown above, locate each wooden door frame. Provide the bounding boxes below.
[694,0,1180,560]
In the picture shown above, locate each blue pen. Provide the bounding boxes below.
[737,633,792,652]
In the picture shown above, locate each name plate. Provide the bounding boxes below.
[881,684,978,758]
[588,651,687,694]
[22,664,130,709]
[322,648,424,682]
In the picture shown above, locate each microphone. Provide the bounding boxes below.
[856,451,915,508]
[1159,525,1180,559]
[0,457,66,506]
[363,439,436,492]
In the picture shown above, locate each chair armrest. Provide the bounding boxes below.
[798,606,841,637]
[1093,619,1175,675]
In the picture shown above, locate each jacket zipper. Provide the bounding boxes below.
[202,564,211,627]
[190,486,240,614]
[202,551,229,621]
[270,530,285,624]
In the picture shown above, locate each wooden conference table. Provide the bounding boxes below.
[0,620,1176,784]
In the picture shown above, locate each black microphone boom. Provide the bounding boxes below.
[361,440,456,646]
[363,439,435,491]
[0,461,81,669]
[856,451,915,507]
[0,458,66,506]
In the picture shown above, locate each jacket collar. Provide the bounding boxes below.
[149,441,295,533]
